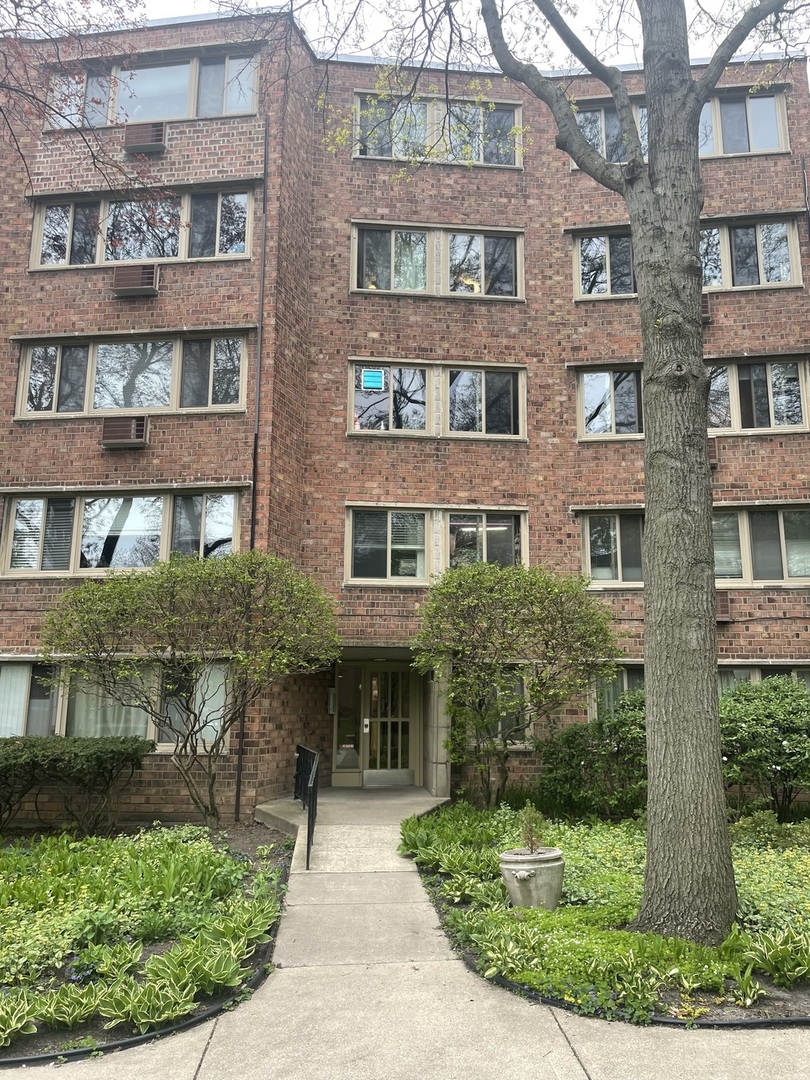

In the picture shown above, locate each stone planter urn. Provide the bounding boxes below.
[498,846,565,910]
[499,802,564,910]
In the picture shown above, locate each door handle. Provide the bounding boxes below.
[363,718,370,733]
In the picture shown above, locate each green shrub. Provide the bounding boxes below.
[531,689,647,819]
[0,738,42,829]
[0,736,153,834]
[720,676,810,821]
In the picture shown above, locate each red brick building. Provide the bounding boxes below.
[1,12,808,817]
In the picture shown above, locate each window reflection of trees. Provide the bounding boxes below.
[104,199,180,261]
[94,342,173,410]
[80,496,163,568]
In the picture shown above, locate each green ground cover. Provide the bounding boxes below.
[400,803,810,1023]
[0,825,286,1050]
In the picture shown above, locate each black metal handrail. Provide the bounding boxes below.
[293,744,319,870]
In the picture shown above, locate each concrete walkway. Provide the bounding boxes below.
[15,789,810,1078]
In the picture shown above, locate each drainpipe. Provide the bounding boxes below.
[234,118,271,823]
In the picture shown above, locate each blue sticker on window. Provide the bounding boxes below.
[361,369,385,391]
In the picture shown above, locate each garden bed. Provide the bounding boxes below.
[0,821,292,1062]
[401,803,810,1025]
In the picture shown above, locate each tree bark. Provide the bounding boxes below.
[630,0,737,942]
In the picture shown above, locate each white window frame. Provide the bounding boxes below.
[348,360,527,439]
[0,660,228,750]
[445,511,525,570]
[444,366,524,438]
[351,223,524,300]
[713,507,810,585]
[708,359,808,433]
[354,93,522,167]
[573,100,648,164]
[349,360,430,435]
[32,191,252,269]
[47,53,258,129]
[18,336,247,418]
[3,490,240,577]
[583,512,645,586]
[578,358,809,439]
[576,219,800,299]
[582,505,810,587]
[578,367,644,438]
[699,91,789,158]
[346,507,429,585]
[0,661,58,737]
[574,231,635,299]
[700,219,799,291]
[345,505,528,583]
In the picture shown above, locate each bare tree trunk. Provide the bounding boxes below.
[631,1,736,942]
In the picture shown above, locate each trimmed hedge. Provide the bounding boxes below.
[0,737,154,834]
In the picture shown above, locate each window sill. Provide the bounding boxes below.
[14,407,247,422]
[579,429,810,441]
[43,112,258,136]
[351,288,524,303]
[29,254,251,272]
[352,154,523,170]
[586,581,810,590]
[342,580,429,589]
[577,433,644,442]
[346,431,528,442]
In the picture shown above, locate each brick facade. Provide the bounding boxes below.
[1,12,808,818]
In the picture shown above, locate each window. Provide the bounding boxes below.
[585,514,644,583]
[356,95,518,165]
[595,665,645,719]
[577,233,634,296]
[580,369,643,436]
[48,54,257,128]
[35,192,249,267]
[0,663,57,737]
[701,221,795,288]
[160,663,227,744]
[352,364,427,431]
[447,368,521,435]
[584,507,810,585]
[713,508,810,583]
[354,224,522,298]
[66,677,151,738]
[718,666,810,693]
[576,102,648,162]
[708,361,805,431]
[699,93,785,157]
[5,491,236,575]
[449,233,517,296]
[349,510,427,581]
[357,228,428,292]
[577,219,798,297]
[0,663,227,744]
[21,336,243,416]
[448,513,522,568]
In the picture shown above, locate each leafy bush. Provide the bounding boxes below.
[0,739,42,829]
[412,562,619,807]
[720,676,810,821]
[0,736,153,834]
[530,689,647,819]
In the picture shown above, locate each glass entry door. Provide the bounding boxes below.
[333,663,418,787]
[364,666,413,785]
